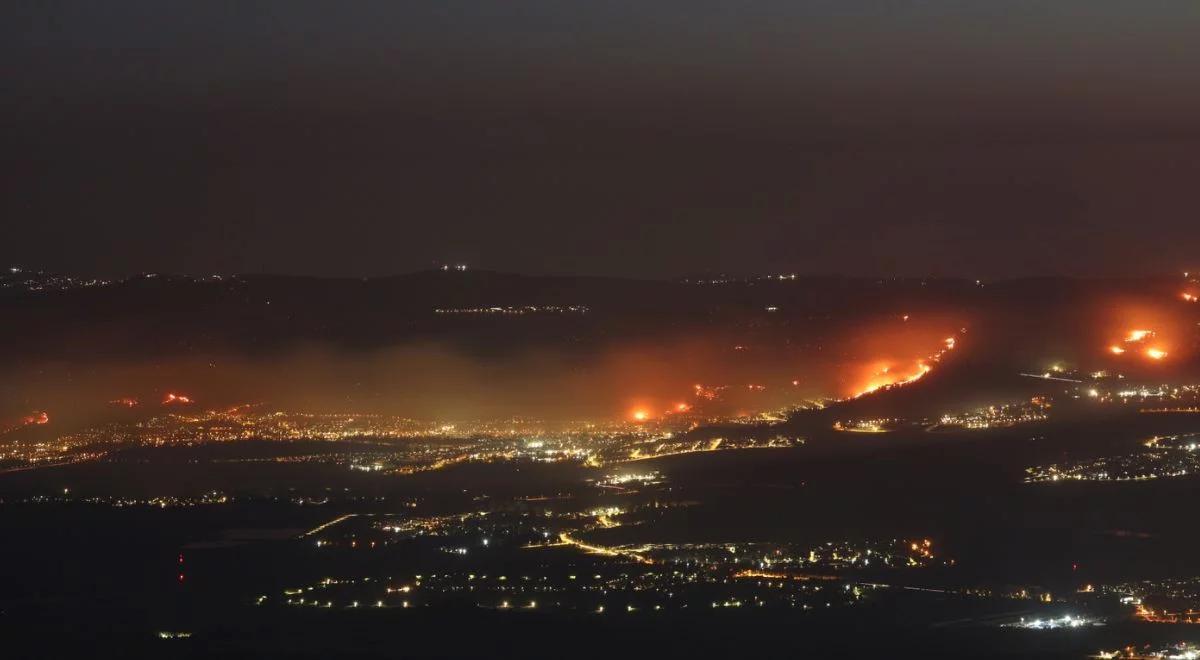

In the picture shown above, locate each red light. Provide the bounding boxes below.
[21,411,49,426]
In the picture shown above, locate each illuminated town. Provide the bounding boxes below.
[4,1,1200,651]
[433,305,590,315]
[1,268,1197,659]
[1093,645,1200,660]
[0,407,803,474]
[1026,434,1200,483]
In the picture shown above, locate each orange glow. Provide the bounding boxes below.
[21,411,50,425]
[163,393,193,405]
[1101,297,1194,368]
[631,409,649,422]
[1184,292,1198,303]
[1109,345,1126,355]
[674,403,690,412]
[110,397,139,408]
[849,328,960,400]
[841,321,962,399]
[733,569,789,580]
[852,361,933,398]
[1125,329,1154,343]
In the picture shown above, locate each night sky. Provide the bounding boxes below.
[4,1,1199,279]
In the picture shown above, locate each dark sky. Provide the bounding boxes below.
[4,1,1199,279]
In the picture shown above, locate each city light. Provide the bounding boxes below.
[9,7,1200,656]
[1004,614,1096,630]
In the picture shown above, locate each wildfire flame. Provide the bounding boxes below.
[1125,329,1154,343]
[22,411,50,425]
[852,361,933,398]
[1110,326,1175,361]
[848,329,959,398]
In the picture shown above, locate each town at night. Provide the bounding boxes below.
[4,3,1200,658]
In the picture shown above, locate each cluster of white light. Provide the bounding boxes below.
[1008,614,1095,629]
